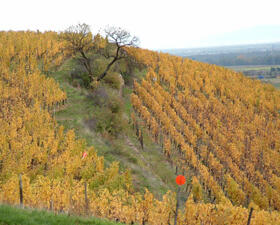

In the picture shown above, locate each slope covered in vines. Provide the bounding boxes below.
[128,47,280,211]
[1,31,280,224]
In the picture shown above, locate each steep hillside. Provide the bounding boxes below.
[0,30,185,224]
[1,30,280,224]
[128,47,280,210]
[51,57,179,199]
[0,31,134,213]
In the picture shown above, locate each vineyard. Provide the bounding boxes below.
[128,47,280,219]
[0,31,280,224]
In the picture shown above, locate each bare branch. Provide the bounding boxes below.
[97,26,139,81]
[104,26,139,47]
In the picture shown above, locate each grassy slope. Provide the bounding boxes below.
[50,59,180,201]
[0,204,124,225]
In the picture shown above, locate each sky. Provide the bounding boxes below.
[1,0,280,49]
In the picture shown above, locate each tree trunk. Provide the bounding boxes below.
[80,51,93,79]
[97,57,118,81]
[97,45,121,81]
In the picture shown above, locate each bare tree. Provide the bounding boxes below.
[97,26,139,81]
[62,23,94,79]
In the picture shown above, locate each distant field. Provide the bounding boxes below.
[266,78,280,88]
[225,65,280,72]
[225,65,280,89]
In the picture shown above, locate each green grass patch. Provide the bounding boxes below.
[0,204,124,225]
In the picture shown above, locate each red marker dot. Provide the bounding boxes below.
[82,152,87,159]
[176,175,186,185]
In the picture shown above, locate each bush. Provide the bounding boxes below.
[89,86,109,107]
[70,65,91,88]
[108,95,123,113]
[95,95,126,136]
[94,106,126,137]
[89,85,127,137]
[72,79,83,88]
[103,72,122,90]
[92,58,107,78]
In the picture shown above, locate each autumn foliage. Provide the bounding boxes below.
[128,46,280,222]
[1,31,280,224]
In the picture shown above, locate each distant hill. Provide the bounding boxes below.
[161,25,280,56]
[161,42,280,58]
[161,42,280,66]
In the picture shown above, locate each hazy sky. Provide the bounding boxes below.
[2,0,280,49]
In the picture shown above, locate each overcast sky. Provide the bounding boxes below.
[2,0,280,49]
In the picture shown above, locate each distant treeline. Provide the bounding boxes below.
[242,67,280,78]
[188,51,280,66]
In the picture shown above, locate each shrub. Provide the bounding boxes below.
[72,79,83,88]
[89,85,127,137]
[94,107,126,137]
[103,72,122,90]
[70,65,91,88]
[92,58,107,77]
[89,86,109,107]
